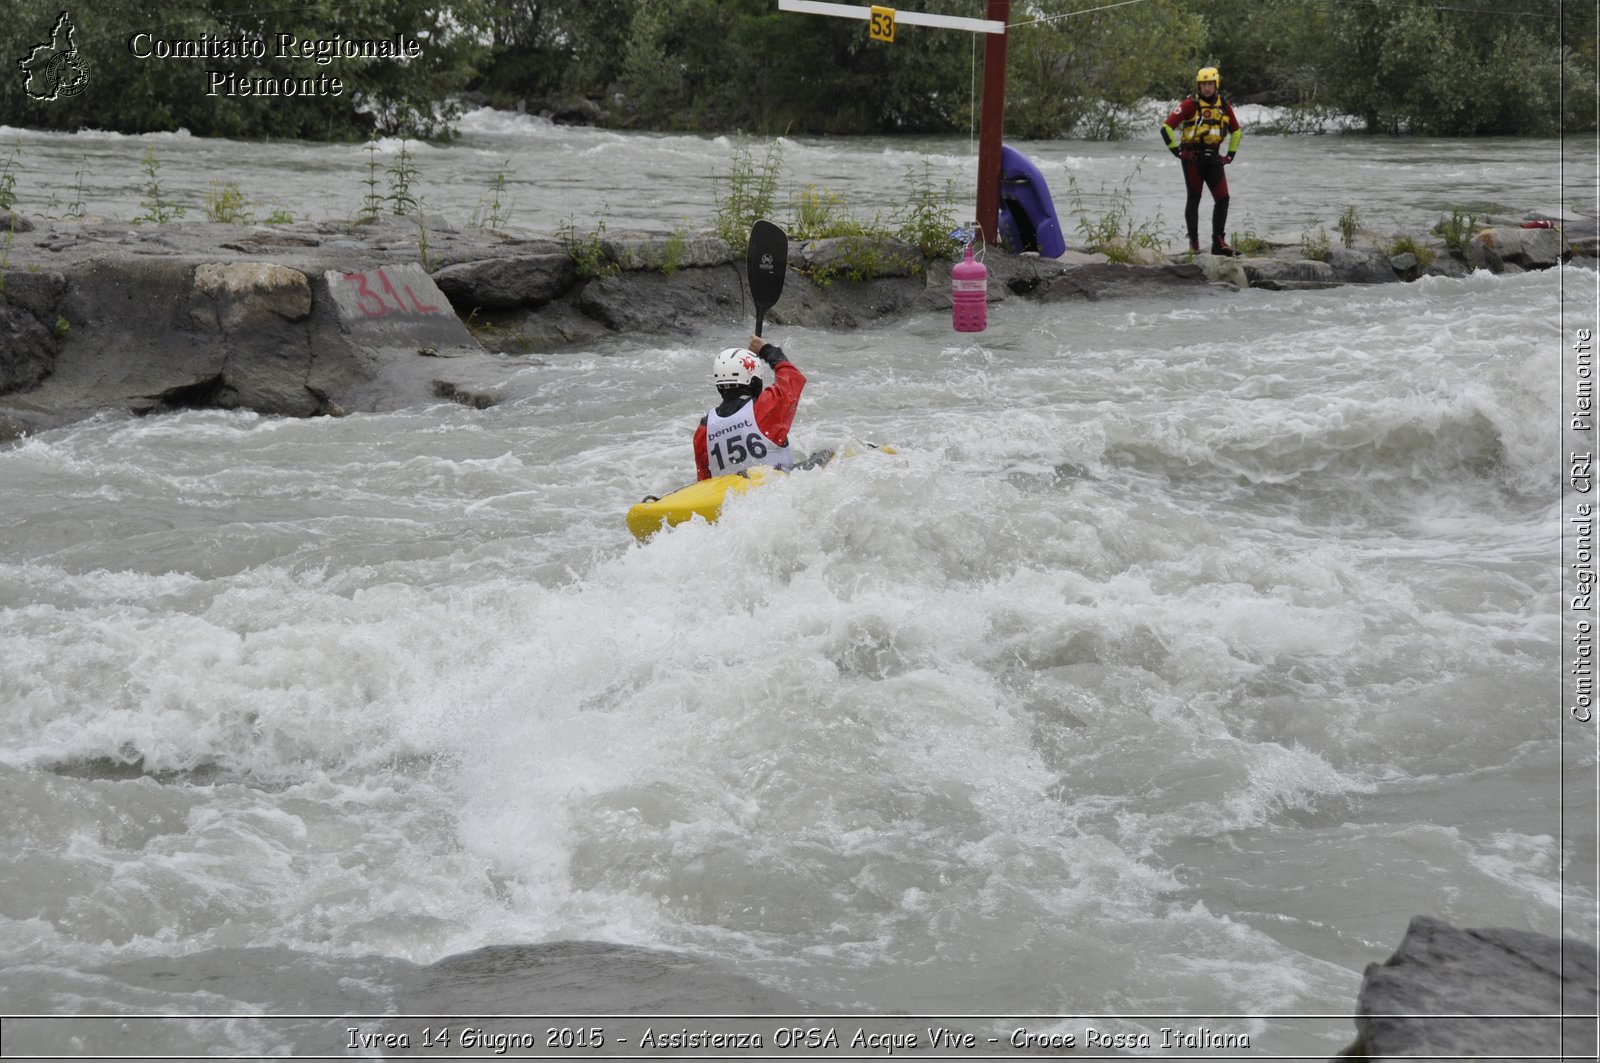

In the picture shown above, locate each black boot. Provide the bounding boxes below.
[1211,237,1237,257]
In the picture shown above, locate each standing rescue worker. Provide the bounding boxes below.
[1161,66,1243,257]
[693,333,806,481]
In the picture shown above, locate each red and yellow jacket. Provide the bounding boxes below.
[1162,94,1242,155]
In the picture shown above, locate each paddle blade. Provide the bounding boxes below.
[747,220,787,335]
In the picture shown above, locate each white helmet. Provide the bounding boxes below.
[712,347,760,389]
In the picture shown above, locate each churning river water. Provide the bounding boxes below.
[0,111,1596,1058]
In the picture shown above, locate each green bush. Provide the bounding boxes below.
[713,141,782,253]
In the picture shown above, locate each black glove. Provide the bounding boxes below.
[1168,146,1181,159]
[757,342,787,367]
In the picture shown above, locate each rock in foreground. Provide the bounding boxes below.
[1338,916,1598,1061]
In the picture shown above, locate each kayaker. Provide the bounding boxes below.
[693,333,806,481]
[1161,66,1243,257]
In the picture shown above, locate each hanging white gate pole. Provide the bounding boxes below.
[776,1,1005,35]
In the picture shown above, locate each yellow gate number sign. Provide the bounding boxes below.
[868,5,896,43]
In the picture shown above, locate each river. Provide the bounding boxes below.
[0,111,1595,1058]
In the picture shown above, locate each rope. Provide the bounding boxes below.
[1007,0,1576,28]
[1009,0,1154,30]
[969,30,977,154]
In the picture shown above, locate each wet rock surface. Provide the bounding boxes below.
[1335,916,1599,1062]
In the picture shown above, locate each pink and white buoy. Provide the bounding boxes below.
[951,242,988,333]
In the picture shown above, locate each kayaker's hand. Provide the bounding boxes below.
[747,333,766,355]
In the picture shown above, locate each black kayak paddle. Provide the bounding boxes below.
[747,219,788,337]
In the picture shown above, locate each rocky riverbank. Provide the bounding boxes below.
[1335,916,1597,1061]
[1,208,1593,439]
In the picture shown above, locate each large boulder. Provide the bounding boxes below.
[1338,916,1598,1061]
[1388,252,1422,282]
[1328,247,1400,284]
[430,254,577,311]
[574,265,746,333]
[0,268,69,324]
[0,302,55,394]
[1563,217,1600,262]
[26,256,233,419]
[1242,258,1339,290]
[0,268,69,394]
[1424,253,1474,279]
[189,262,319,415]
[191,262,311,328]
[1473,225,1566,270]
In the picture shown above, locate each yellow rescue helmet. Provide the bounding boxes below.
[1196,67,1220,89]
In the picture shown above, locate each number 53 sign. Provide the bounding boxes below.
[779,3,1005,40]
[869,5,896,41]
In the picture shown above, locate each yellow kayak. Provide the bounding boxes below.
[627,446,892,541]
[626,464,780,541]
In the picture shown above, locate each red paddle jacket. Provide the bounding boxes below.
[693,353,805,481]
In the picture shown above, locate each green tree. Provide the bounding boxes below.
[1198,0,1335,105]
[1004,0,1205,138]
[1314,0,1585,135]
[723,0,970,134]
[474,0,635,106]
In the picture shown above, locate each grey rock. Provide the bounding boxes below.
[192,262,312,328]
[1242,258,1339,290]
[0,267,69,323]
[1424,253,1473,280]
[1329,247,1399,284]
[1475,226,1565,269]
[2,211,34,234]
[431,254,577,310]
[0,302,55,394]
[1034,261,1220,300]
[468,302,610,352]
[794,236,924,279]
[575,264,745,333]
[1561,216,1600,240]
[549,97,607,125]
[189,262,318,415]
[1389,252,1420,282]
[1339,916,1598,1062]
[971,247,1072,296]
[600,231,734,272]
[1463,237,1506,273]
